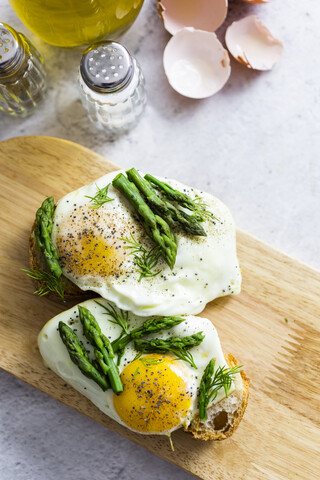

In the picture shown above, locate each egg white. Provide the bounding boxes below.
[38,298,235,436]
[51,170,241,316]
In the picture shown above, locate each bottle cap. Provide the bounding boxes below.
[80,41,134,94]
[0,23,24,78]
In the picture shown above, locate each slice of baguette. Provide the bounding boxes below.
[29,222,89,300]
[185,354,249,441]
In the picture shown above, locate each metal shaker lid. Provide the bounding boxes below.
[80,41,134,94]
[0,23,24,78]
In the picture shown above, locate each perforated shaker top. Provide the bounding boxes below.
[0,23,24,77]
[80,41,134,94]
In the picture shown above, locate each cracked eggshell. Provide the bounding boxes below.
[158,0,228,35]
[225,15,283,70]
[163,28,231,99]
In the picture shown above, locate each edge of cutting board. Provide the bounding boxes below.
[1,135,319,480]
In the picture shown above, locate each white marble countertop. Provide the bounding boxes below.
[1,1,319,479]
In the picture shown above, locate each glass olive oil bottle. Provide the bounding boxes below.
[9,0,144,47]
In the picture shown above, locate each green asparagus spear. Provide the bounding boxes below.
[34,197,62,278]
[112,316,185,353]
[126,168,206,236]
[112,173,177,269]
[144,174,195,210]
[95,299,131,366]
[94,349,110,376]
[78,305,123,394]
[198,359,215,421]
[58,321,109,391]
[144,174,217,223]
[134,332,205,369]
[198,359,243,421]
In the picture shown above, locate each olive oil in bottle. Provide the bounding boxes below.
[9,0,144,47]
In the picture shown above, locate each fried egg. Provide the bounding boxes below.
[38,298,236,436]
[51,170,241,316]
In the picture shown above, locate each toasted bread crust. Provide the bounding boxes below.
[29,220,90,301]
[185,354,249,441]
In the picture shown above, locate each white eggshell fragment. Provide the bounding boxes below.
[163,28,231,99]
[158,0,228,35]
[225,15,283,70]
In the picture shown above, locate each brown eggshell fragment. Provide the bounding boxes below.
[163,28,231,99]
[158,0,228,35]
[225,15,283,70]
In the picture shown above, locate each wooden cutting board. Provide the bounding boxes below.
[0,136,319,480]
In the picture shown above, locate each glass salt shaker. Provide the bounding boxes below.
[78,41,146,133]
[0,23,47,117]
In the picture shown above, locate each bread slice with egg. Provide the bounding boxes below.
[185,354,249,440]
[28,169,242,315]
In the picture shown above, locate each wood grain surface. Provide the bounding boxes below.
[0,136,319,480]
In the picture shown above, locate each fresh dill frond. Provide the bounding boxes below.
[95,301,130,334]
[192,196,221,224]
[210,363,242,398]
[198,359,242,421]
[22,268,65,301]
[85,183,114,209]
[120,233,162,282]
[139,357,165,366]
[173,349,198,369]
[131,367,140,381]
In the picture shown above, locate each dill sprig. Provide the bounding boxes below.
[121,233,162,281]
[192,196,221,224]
[22,268,65,301]
[131,367,140,381]
[199,359,242,421]
[85,183,114,209]
[139,357,165,366]
[95,301,130,335]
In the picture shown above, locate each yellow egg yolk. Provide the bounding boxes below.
[114,354,192,434]
[55,206,128,278]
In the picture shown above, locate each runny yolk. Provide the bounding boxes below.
[58,233,122,277]
[114,354,191,434]
[55,206,128,278]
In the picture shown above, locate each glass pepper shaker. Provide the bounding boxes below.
[0,23,47,117]
[78,41,146,133]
